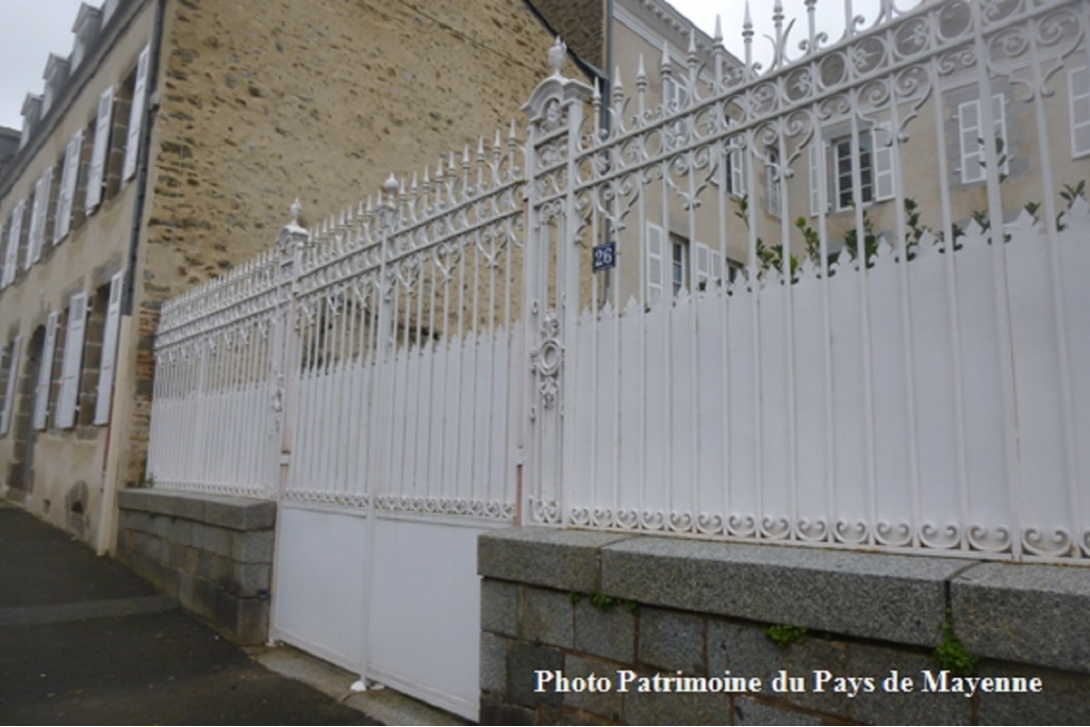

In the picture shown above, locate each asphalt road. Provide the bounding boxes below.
[0,504,380,725]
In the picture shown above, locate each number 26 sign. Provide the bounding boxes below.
[593,242,616,272]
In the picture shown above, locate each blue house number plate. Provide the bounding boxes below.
[593,242,616,271]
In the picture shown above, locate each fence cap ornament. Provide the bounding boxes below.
[277,197,309,256]
[522,37,593,126]
[548,37,566,77]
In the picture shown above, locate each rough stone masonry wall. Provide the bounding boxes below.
[116,488,275,644]
[120,0,585,493]
[143,0,576,299]
[479,528,1090,725]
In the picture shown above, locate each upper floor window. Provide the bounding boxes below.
[809,126,894,214]
[958,93,1008,184]
[663,75,690,112]
[725,146,744,197]
[1070,66,1090,158]
[766,149,782,217]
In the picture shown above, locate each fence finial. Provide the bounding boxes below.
[548,37,566,77]
[290,198,301,226]
[384,173,398,209]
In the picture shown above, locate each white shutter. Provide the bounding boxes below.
[646,223,665,304]
[959,99,983,183]
[94,273,123,424]
[3,201,24,287]
[86,86,114,213]
[1071,66,1090,157]
[54,130,84,244]
[766,151,782,217]
[25,172,52,269]
[960,94,1007,184]
[122,44,150,183]
[695,242,712,291]
[726,149,744,196]
[56,293,88,429]
[991,93,1008,177]
[874,125,895,201]
[33,312,59,430]
[808,142,826,216]
[0,336,22,436]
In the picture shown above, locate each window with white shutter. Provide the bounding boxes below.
[3,201,24,287]
[25,171,53,269]
[696,242,719,292]
[671,235,689,295]
[122,45,150,184]
[54,130,84,244]
[33,312,59,430]
[808,142,827,216]
[86,87,114,213]
[0,337,22,436]
[766,150,782,217]
[56,293,88,429]
[873,125,895,201]
[1070,66,1090,158]
[959,94,1007,184]
[646,223,665,304]
[725,148,744,197]
[94,273,123,425]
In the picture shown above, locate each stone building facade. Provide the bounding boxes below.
[0,0,591,548]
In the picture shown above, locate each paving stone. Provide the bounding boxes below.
[231,530,275,563]
[481,631,509,694]
[574,598,635,664]
[479,694,536,726]
[731,696,822,725]
[561,654,623,721]
[507,641,564,708]
[622,686,729,725]
[230,562,271,598]
[638,607,705,675]
[601,538,962,646]
[975,660,1090,725]
[707,620,782,689]
[523,586,574,648]
[847,642,970,725]
[953,562,1090,674]
[481,578,519,637]
[203,496,276,531]
[192,523,232,557]
[120,509,151,535]
[169,517,194,546]
[148,515,170,538]
[780,635,850,717]
[479,527,632,593]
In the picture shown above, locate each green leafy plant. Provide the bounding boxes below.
[842,203,879,266]
[933,609,977,676]
[764,624,809,647]
[570,591,639,614]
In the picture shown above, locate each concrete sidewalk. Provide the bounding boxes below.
[0,503,380,725]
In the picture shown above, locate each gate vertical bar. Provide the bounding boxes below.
[268,200,308,645]
[521,40,593,526]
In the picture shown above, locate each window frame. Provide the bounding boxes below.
[958,93,1008,184]
[1070,66,1090,158]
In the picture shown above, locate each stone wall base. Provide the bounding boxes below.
[478,528,1090,725]
[116,489,275,644]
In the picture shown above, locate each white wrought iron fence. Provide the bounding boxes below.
[147,0,1090,561]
